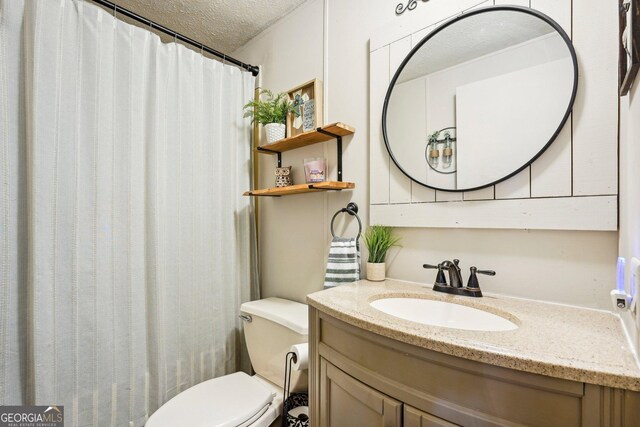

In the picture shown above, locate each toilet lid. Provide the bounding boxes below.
[146,372,275,427]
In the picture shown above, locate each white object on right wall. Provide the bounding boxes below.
[631,257,640,326]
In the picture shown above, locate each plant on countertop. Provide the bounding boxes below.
[364,225,401,264]
[243,89,296,125]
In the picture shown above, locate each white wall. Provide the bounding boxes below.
[233,0,330,303]
[619,78,640,355]
[234,0,618,310]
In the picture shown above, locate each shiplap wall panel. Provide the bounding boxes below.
[531,123,572,197]
[410,28,437,203]
[459,1,503,202]
[572,0,618,196]
[389,36,413,203]
[436,191,463,202]
[370,45,391,204]
[464,187,495,201]
[370,196,617,231]
[495,0,529,7]
[368,0,618,230]
[495,169,530,199]
[495,168,530,199]
[530,0,573,198]
[412,185,436,203]
[369,0,490,52]
[495,0,529,6]
[530,0,571,34]
[448,0,525,203]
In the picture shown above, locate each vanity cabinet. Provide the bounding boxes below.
[404,406,457,427]
[309,307,640,427]
[321,357,454,427]
[320,358,402,426]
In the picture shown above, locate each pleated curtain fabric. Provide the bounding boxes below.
[0,0,257,425]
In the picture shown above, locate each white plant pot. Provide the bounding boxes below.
[366,262,386,282]
[264,123,286,144]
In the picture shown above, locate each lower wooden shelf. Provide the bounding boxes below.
[243,181,355,197]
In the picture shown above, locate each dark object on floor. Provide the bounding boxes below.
[283,392,309,427]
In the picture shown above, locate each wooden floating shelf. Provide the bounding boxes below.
[244,181,355,197]
[256,122,355,154]
[246,122,356,197]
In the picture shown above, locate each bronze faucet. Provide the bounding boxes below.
[440,259,463,288]
[423,260,495,298]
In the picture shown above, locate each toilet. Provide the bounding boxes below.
[146,297,308,427]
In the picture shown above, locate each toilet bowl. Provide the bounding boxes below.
[146,297,308,427]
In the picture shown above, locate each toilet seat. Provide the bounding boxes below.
[146,372,276,427]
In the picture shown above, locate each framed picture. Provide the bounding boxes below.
[286,79,323,137]
[620,0,640,96]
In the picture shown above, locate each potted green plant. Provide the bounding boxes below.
[364,225,401,281]
[243,89,296,144]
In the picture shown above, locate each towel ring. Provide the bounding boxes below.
[330,202,362,241]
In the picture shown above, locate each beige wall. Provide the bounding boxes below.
[619,77,640,354]
[234,0,618,310]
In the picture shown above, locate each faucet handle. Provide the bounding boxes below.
[423,263,448,286]
[467,267,495,291]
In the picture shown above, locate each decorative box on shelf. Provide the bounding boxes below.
[286,79,323,138]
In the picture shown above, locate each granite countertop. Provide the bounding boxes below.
[306,279,640,391]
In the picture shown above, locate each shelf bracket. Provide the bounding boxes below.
[316,128,343,182]
[256,146,282,167]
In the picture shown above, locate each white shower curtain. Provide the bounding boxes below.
[0,0,257,425]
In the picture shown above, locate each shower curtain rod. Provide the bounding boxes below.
[88,0,260,76]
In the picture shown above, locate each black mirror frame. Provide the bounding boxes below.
[381,5,579,193]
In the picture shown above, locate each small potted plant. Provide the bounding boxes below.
[243,89,296,144]
[364,225,401,281]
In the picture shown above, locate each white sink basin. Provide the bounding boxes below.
[370,298,518,331]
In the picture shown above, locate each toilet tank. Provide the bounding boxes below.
[240,298,308,392]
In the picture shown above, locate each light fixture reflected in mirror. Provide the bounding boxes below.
[425,127,456,174]
[442,130,454,170]
[427,130,440,169]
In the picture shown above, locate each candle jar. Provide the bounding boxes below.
[304,158,327,183]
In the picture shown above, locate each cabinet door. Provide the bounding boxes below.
[320,358,402,427]
[404,405,459,427]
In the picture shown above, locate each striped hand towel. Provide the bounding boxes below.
[324,237,360,288]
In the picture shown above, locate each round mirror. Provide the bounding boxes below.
[383,6,578,192]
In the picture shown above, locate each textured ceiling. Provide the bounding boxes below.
[397,11,557,83]
[113,0,307,53]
